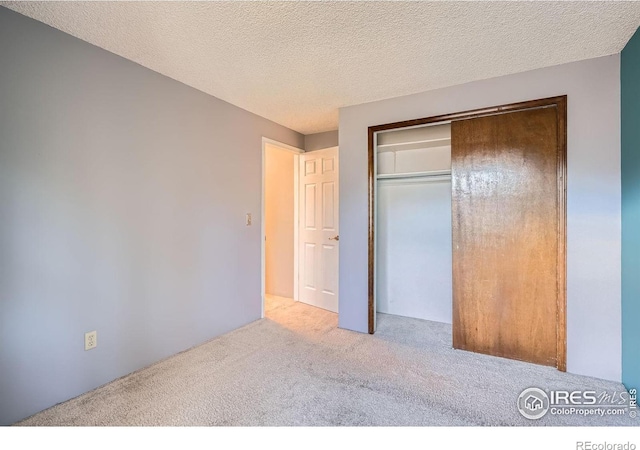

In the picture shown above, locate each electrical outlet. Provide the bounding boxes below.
[85,330,97,351]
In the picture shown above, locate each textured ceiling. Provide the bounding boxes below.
[3,1,640,134]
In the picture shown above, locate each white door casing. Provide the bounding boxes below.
[298,147,339,312]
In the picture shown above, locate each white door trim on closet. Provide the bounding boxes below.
[261,137,304,319]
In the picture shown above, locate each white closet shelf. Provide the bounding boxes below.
[377,137,451,152]
[376,169,452,180]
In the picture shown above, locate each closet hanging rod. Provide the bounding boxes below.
[376,170,452,180]
[377,175,452,185]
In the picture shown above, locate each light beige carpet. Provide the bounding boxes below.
[16,296,636,426]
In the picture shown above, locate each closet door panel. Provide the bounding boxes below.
[451,107,559,367]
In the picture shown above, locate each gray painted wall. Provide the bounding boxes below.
[339,55,622,382]
[0,8,303,425]
[305,130,339,152]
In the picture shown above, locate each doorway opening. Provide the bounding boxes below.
[261,138,340,318]
[261,139,302,318]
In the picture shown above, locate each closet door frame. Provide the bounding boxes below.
[367,96,567,371]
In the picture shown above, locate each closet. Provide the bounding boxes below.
[369,97,567,370]
[375,123,453,325]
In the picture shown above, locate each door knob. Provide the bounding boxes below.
[329,235,339,241]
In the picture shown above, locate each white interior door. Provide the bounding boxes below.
[298,147,339,312]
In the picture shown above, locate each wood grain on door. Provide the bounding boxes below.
[451,106,562,367]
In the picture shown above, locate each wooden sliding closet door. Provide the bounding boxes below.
[451,106,564,368]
